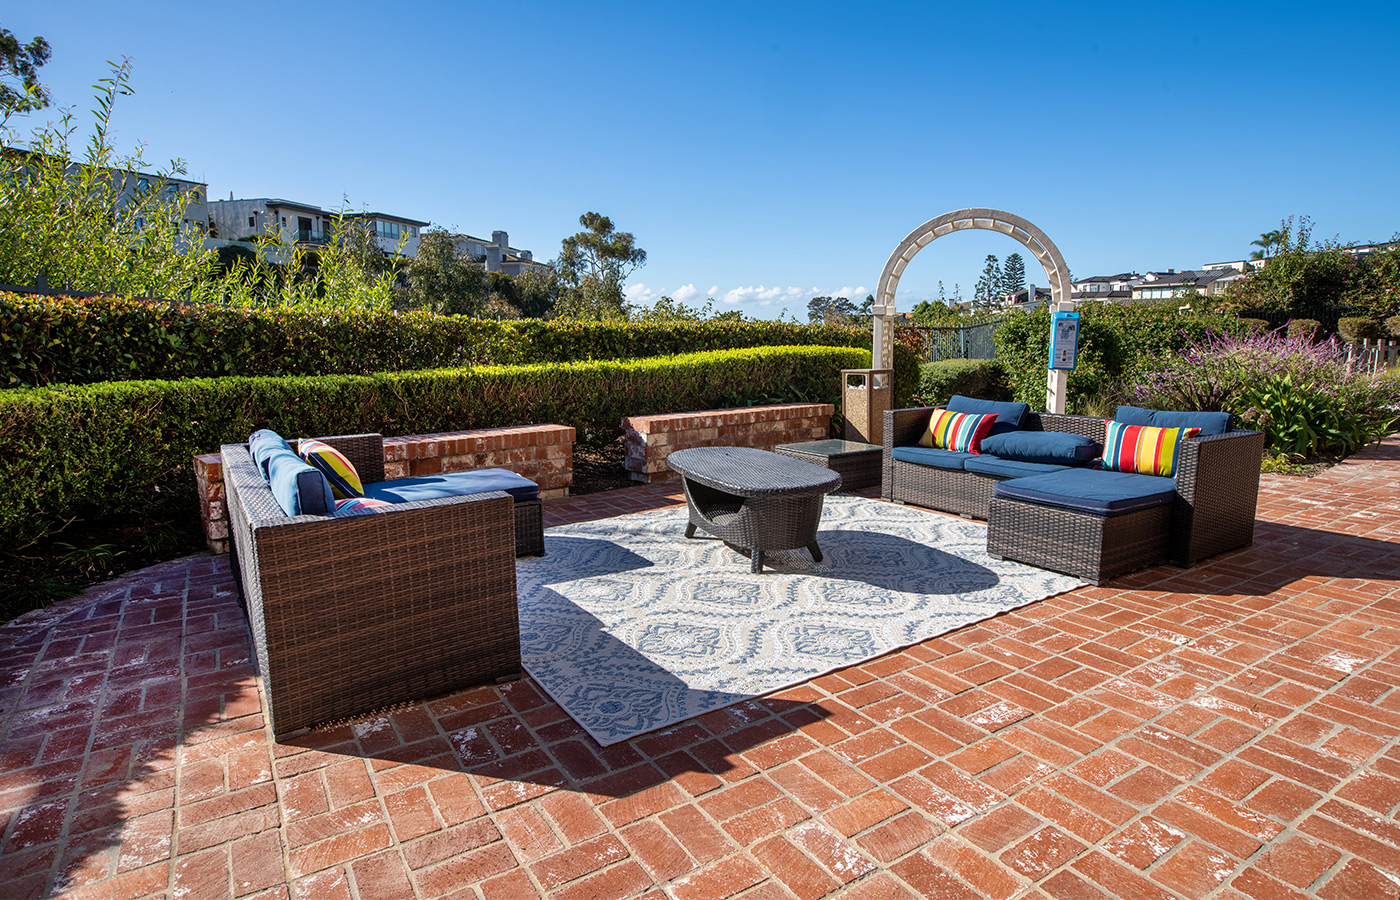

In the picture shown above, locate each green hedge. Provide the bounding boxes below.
[0,294,918,405]
[993,303,1251,410]
[914,359,1009,406]
[0,345,868,545]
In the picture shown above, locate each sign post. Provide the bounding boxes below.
[1045,301,1078,413]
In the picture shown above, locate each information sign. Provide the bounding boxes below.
[1049,311,1080,370]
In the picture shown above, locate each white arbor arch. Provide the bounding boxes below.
[871,208,1073,371]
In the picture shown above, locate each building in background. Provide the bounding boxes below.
[1070,273,1142,303]
[449,230,547,276]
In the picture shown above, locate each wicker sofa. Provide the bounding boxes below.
[882,402,1265,584]
[223,433,524,738]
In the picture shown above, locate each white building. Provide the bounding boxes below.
[449,230,546,276]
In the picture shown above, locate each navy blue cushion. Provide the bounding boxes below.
[964,456,1074,479]
[891,446,973,470]
[994,468,1176,516]
[979,431,1101,465]
[248,429,292,482]
[363,469,540,504]
[947,396,1030,431]
[1114,405,1230,436]
[264,447,336,516]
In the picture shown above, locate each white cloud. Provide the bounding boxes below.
[623,282,660,305]
[627,282,871,318]
[671,283,703,303]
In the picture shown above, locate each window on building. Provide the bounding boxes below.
[137,177,149,193]
[281,217,287,225]
[134,216,145,229]
[248,215,256,227]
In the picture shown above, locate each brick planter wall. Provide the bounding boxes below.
[194,424,574,554]
[622,403,834,484]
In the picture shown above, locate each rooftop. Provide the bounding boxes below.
[3,444,1400,898]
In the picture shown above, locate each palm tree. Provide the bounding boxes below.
[1250,229,1286,260]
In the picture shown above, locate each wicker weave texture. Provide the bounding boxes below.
[775,444,882,491]
[987,496,1172,585]
[223,444,520,738]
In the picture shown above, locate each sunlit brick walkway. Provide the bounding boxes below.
[5,443,1400,899]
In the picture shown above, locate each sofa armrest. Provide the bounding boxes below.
[882,407,937,500]
[296,433,385,485]
[1170,429,1265,566]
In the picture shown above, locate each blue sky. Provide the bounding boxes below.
[7,2,1399,319]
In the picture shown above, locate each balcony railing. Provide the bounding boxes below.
[295,229,330,244]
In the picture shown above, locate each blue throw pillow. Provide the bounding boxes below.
[1114,405,1231,436]
[979,431,1102,465]
[248,429,292,482]
[947,396,1030,436]
[264,447,336,516]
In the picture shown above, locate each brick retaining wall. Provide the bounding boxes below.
[194,424,575,554]
[622,403,834,484]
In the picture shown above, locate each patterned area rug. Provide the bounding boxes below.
[517,496,1085,745]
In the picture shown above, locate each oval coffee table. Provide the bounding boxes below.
[666,446,842,573]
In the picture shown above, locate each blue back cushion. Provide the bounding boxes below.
[1114,405,1231,436]
[979,431,1101,465]
[248,429,292,482]
[947,396,1030,435]
[265,447,336,516]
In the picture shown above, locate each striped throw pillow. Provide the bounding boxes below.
[298,439,364,500]
[334,496,392,516]
[1101,421,1200,477]
[919,409,997,453]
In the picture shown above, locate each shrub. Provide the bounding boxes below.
[1121,329,1400,457]
[1336,316,1384,343]
[0,345,868,545]
[992,302,1249,411]
[915,359,1009,406]
[1386,315,1400,338]
[0,294,921,407]
[1287,319,1322,339]
[1237,318,1269,332]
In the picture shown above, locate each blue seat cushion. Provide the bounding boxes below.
[363,469,540,504]
[1115,405,1230,436]
[979,430,1101,465]
[891,446,974,470]
[964,456,1074,479]
[948,396,1030,435]
[264,446,336,516]
[994,469,1176,516]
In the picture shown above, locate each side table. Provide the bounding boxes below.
[774,439,882,491]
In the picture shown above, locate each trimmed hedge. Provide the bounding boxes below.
[915,359,1009,406]
[0,293,919,406]
[1336,316,1384,343]
[0,345,868,545]
[993,302,1251,410]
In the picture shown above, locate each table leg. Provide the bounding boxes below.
[806,540,823,564]
[751,550,765,574]
[685,522,697,539]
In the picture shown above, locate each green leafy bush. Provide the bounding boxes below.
[1121,329,1400,457]
[1336,317,1383,343]
[0,345,868,545]
[0,294,920,406]
[1286,319,1322,339]
[992,302,1249,411]
[914,359,1009,406]
[1386,315,1400,338]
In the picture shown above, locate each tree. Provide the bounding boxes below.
[1002,252,1026,295]
[807,295,858,324]
[1249,229,1287,260]
[553,212,646,320]
[401,228,488,315]
[0,27,50,121]
[973,254,1003,308]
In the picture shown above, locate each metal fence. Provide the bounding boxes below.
[904,321,1000,362]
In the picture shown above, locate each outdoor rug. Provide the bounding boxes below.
[516,496,1086,745]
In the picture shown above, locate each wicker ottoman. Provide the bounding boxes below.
[986,496,1172,586]
[775,439,882,491]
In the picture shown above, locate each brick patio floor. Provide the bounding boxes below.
[4,442,1400,899]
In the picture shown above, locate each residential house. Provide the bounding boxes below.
[450,230,546,276]
[1070,273,1142,303]
[341,211,429,258]
[207,198,336,248]
[1131,268,1243,301]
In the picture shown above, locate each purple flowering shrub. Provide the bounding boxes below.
[1121,328,1400,456]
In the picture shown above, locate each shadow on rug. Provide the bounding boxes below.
[517,496,1085,745]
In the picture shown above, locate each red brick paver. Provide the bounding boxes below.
[5,444,1400,898]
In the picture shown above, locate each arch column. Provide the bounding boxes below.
[872,208,1074,375]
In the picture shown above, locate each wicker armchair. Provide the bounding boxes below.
[883,407,1266,583]
[223,435,520,739]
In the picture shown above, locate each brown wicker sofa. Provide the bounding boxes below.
[223,433,523,738]
[882,404,1265,584]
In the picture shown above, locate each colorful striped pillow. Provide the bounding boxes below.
[1101,421,1200,477]
[334,496,392,516]
[298,439,364,500]
[919,409,998,453]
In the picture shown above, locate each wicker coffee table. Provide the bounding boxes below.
[774,439,882,491]
[666,446,841,573]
